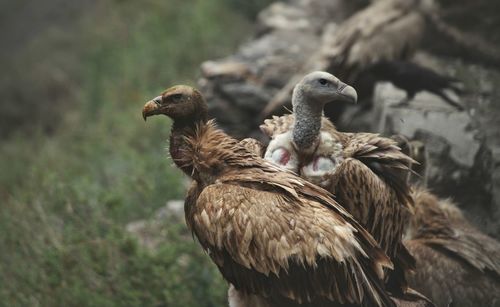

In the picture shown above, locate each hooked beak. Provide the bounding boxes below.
[337,82,357,104]
[337,82,358,103]
[142,96,162,121]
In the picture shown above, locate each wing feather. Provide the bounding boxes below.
[405,239,500,307]
[408,191,500,276]
[342,132,415,207]
[260,114,295,138]
[193,181,394,306]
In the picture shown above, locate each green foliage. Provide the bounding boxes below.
[224,0,275,19]
[0,0,271,306]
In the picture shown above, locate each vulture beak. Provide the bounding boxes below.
[337,82,358,104]
[142,96,162,121]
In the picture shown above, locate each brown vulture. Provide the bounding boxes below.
[260,72,419,298]
[394,138,500,307]
[142,85,399,307]
[405,188,500,307]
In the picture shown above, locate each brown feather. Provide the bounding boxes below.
[143,86,399,307]
[404,188,500,307]
[238,138,265,157]
[261,113,416,294]
[180,121,396,306]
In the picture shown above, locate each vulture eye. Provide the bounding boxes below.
[171,93,183,102]
[318,78,328,85]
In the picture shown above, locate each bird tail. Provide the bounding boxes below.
[385,244,417,295]
[361,261,397,307]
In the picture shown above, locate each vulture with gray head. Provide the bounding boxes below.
[394,138,500,307]
[260,72,418,298]
[142,85,401,307]
[262,0,432,118]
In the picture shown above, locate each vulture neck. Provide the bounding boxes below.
[292,90,323,153]
[169,112,208,176]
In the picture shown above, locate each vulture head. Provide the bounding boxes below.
[142,85,208,122]
[292,71,358,110]
[290,71,356,152]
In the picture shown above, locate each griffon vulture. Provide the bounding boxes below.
[260,72,417,296]
[395,137,500,307]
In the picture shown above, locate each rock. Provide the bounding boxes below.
[200,61,254,81]
[256,0,363,34]
[126,200,188,250]
[257,2,311,33]
[219,82,272,111]
[154,200,184,220]
[199,29,319,139]
[198,0,362,139]
[197,0,500,238]
[373,53,500,237]
[375,83,480,167]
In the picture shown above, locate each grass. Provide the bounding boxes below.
[0,0,271,306]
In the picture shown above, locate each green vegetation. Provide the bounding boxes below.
[0,1,269,306]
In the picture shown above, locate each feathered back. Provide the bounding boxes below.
[184,120,265,175]
[261,114,350,148]
[342,132,416,208]
[405,188,500,306]
[261,113,417,294]
[261,114,415,208]
[238,138,265,157]
[408,188,500,275]
[260,114,296,138]
[179,119,399,306]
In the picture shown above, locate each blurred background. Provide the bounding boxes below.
[1,0,499,306]
[0,0,271,306]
